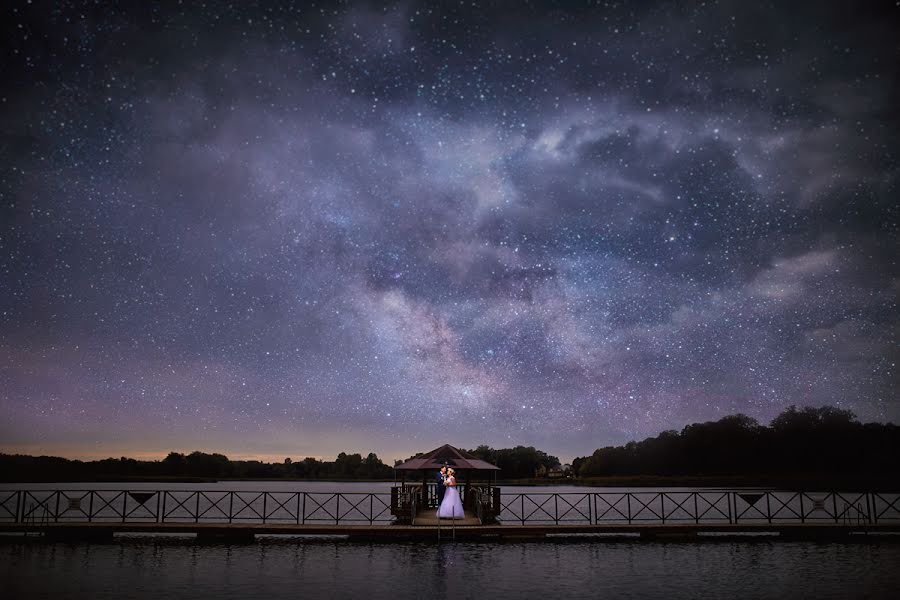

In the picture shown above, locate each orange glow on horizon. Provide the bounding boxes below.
[0,445,338,464]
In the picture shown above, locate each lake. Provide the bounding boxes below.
[3,482,898,599]
[4,537,898,599]
[0,480,777,494]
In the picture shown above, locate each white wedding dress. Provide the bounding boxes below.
[437,476,465,519]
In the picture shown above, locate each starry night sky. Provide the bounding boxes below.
[1,1,897,463]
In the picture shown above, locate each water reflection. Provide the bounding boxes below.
[3,539,899,600]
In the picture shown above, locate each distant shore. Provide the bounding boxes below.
[502,474,900,490]
[2,474,898,490]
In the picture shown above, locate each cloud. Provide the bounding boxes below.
[2,0,897,460]
[352,284,507,414]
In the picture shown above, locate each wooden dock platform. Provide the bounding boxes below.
[413,509,481,527]
[4,488,897,543]
[2,522,898,543]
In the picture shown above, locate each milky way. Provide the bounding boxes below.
[1,1,897,462]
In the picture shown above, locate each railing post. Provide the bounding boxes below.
[27,486,883,531]
[15,490,21,524]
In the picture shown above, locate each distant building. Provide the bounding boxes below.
[547,466,565,478]
[535,464,567,478]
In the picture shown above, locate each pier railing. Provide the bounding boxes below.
[0,491,394,525]
[1,489,897,527]
[496,491,900,526]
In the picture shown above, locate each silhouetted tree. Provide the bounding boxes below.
[465,445,560,479]
[162,452,186,475]
[574,406,899,483]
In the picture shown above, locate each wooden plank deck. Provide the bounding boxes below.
[2,521,898,542]
[413,509,481,526]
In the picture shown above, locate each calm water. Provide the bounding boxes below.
[4,482,897,599]
[4,538,899,600]
[0,480,763,493]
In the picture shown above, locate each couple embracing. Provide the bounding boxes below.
[435,465,465,519]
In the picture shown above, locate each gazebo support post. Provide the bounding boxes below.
[462,470,469,509]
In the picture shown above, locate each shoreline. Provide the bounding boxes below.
[2,474,898,490]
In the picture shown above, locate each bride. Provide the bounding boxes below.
[437,468,465,519]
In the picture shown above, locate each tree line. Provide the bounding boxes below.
[0,450,394,482]
[1,444,564,482]
[464,445,561,479]
[572,405,900,481]
[2,405,897,483]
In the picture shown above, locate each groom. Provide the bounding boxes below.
[436,465,447,506]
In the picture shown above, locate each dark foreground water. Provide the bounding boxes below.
[4,537,899,600]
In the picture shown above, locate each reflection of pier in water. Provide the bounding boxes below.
[3,488,899,542]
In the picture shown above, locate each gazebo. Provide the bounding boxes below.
[391,443,501,524]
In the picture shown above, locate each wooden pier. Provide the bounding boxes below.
[413,510,481,527]
[2,521,898,543]
[3,488,898,543]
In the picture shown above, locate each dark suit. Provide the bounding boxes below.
[436,471,446,505]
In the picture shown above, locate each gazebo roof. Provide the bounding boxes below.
[394,443,500,471]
